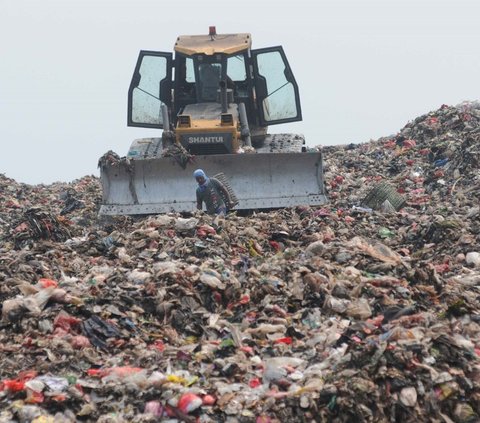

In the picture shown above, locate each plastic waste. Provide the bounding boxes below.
[177,392,203,414]
[466,252,480,268]
[1,102,480,421]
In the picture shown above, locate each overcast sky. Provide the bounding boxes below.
[1,0,479,185]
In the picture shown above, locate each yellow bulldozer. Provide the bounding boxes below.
[99,27,327,215]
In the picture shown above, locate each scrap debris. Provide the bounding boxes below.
[0,102,479,422]
[162,144,195,169]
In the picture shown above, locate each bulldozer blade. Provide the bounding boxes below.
[99,152,327,215]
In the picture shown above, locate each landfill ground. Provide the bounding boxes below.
[0,102,479,423]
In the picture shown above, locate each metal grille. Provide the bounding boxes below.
[187,144,229,155]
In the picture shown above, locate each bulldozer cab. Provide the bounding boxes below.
[127,32,302,131]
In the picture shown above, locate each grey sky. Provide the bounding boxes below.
[1,0,479,185]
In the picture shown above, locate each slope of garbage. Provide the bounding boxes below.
[0,102,479,423]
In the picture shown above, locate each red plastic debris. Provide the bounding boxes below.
[269,240,282,252]
[196,224,217,238]
[274,337,293,345]
[0,370,38,393]
[52,393,67,402]
[2,380,26,393]
[149,340,166,352]
[434,263,450,274]
[177,392,203,413]
[402,140,417,149]
[25,390,45,404]
[240,346,254,355]
[144,401,164,417]
[213,292,222,304]
[53,312,81,333]
[384,140,396,149]
[367,315,385,328]
[249,378,262,388]
[271,304,288,317]
[227,294,250,310]
[70,335,91,349]
[202,394,216,406]
[87,366,143,379]
[238,294,250,305]
[38,278,58,289]
[13,222,29,232]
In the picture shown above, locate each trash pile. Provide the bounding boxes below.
[0,102,479,423]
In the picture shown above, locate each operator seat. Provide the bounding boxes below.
[199,64,221,101]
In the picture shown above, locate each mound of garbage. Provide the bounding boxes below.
[0,102,479,423]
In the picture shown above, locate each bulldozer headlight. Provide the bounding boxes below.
[221,113,234,126]
[178,115,191,128]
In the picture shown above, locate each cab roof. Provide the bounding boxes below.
[174,33,251,56]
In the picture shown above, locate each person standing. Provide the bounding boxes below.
[194,169,233,215]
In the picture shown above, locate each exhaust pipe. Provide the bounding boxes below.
[219,80,228,113]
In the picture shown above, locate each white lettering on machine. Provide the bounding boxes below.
[188,136,224,144]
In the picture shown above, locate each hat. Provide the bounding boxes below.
[193,169,206,179]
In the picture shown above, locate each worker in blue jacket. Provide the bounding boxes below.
[194,169,233,215]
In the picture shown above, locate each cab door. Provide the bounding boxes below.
[251,46,302,126]
[127,51,172,129]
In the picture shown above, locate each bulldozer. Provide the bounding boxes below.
[99,27,327,215]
